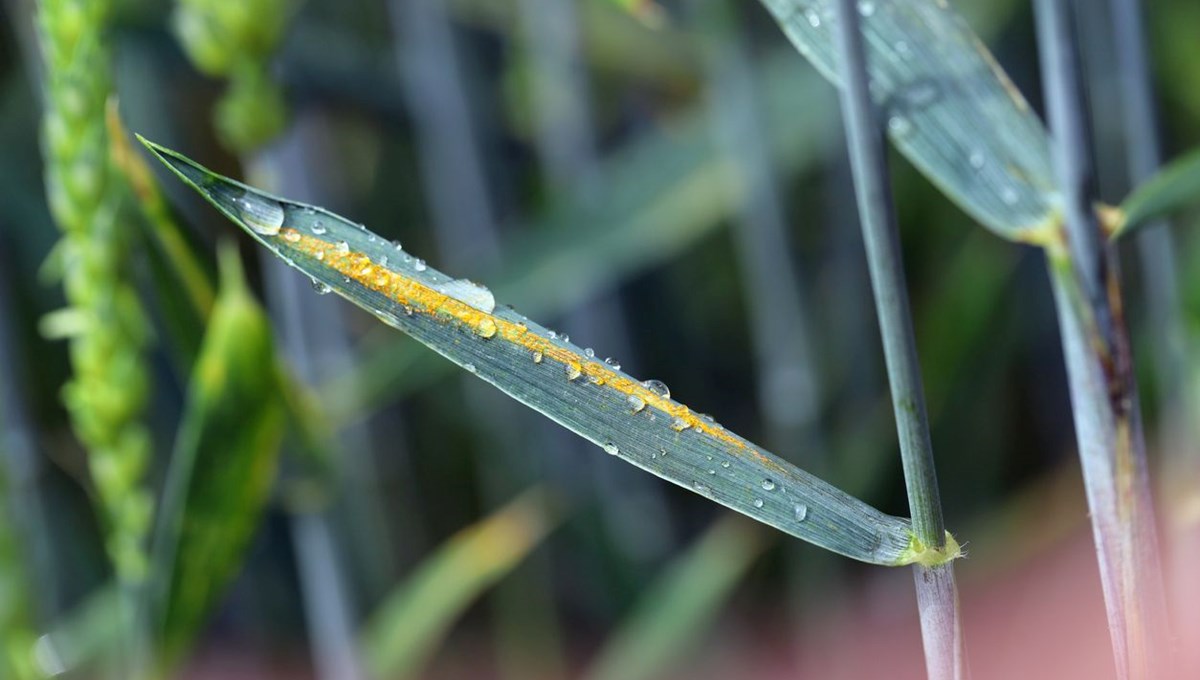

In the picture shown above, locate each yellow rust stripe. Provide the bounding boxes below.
[285,228,781,471]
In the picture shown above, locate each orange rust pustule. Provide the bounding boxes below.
[281,229,783,471]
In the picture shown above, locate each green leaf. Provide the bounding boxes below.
[151,245,287,667]
[758,0,1060,241]
[1115,146,1200,238]
[360,489,561,679]
[583,516,767,680]
[140,136,928,567]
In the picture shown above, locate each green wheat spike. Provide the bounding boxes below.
[36,0,153,585]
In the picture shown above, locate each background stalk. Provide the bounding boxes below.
[1032,0,1169,677]
[829,1,965,678]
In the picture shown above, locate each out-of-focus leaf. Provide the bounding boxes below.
[150,245,286,666]
[107,100,215,319]
[583,516,767,680]
[758,0,1060,241]
[360,489,561,679]
[1115,146,1200,238]
[141,138,945,567]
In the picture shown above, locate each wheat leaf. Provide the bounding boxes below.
[139,136,927,566]
[759,0,1060,241]
[1115,145,1200,237]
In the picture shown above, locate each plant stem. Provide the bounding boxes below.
[1032,1,1169,677]
[1107,0,1190,448]
[829,1,964,678]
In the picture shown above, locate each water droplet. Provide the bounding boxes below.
[707,468,716,475]
[603,442,619,455]
[858,0,875,16]
[403,305,414,316]
[902,81,940,109]
[669,417,691,432]
[435,279,496,313]
[658,447,667,457]
[414,259,427,271]
[312,221,327,235]
[1001,187,1019,205]
[560,334,570,343]
[476,318,498,339]
[532,350,544,363]
[335,241,350,255]
[315,250,325,261]
[584,348,595,358]
[804,8,821,27]
[753,498,764,508]
[887,115,913,137]
[379,254,389,267]
[605,357,621,370]
[721,461,731,469]
[588,375,605,386]
[793,504,809,521]
[693,482,710,493]
[566,361,582,381]
[235,192,285,236]
[359,264,373,277]
[895,40,912,58]
[969,151,986,170]
[311,279,331,295]
[627,395,646,413]
[392,240,403,250]
[761,479,777,491]
[283,230,301,243]
[464,362,477,373]
[548,330,558,340]
[641,379,670,399]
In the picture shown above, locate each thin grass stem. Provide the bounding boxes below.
[1032,1,1170,677]
[829,1,965,677]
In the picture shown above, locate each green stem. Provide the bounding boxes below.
[830,0,964,677]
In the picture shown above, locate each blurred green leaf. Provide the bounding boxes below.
[1115,146,1200,238]
[758,0,1060,241]
[583,515,767,680]
[140,137,937,567]
[360,489,561,679]
[150,245,286,667]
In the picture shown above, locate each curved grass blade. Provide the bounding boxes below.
[151,246,287,667]
[583,516,767,680]
[139,136,931,567]
[1115,146,1200,238]
[360,488,560,679]
[758,0,1060,241]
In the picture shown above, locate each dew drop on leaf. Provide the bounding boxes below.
[627,395,646,414]
[641,379,670,399]
[476,318,497,339]
[435,278,495,313]
[794,504,809,522]
[235,192,285,236]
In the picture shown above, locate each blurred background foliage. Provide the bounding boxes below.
[0,0,1198,678]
